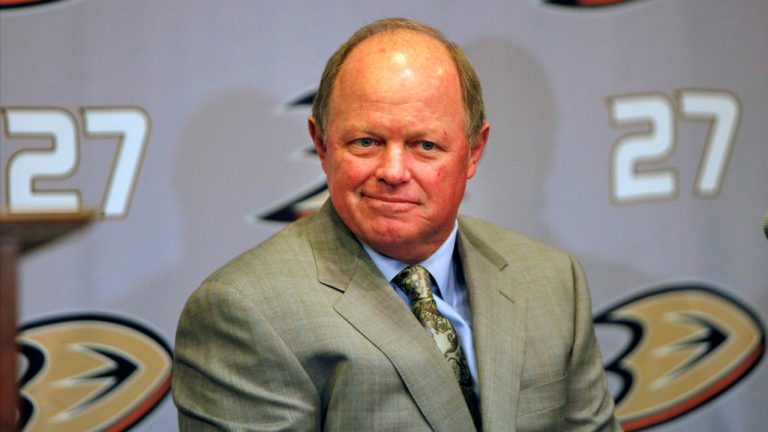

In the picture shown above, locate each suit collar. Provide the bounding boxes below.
[458,217,527,431]
[307,200,364,293]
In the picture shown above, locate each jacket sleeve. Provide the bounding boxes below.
[564,256,624,431]
[172,280,320,431]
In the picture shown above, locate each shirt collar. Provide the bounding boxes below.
[361,220,458,295]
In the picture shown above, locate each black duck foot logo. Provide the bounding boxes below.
[595,283,765,431]
[17,313,172,431]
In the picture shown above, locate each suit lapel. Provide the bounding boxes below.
[308,202,476,431]
[458,219,527,431]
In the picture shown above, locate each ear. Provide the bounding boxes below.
[467,121,490,179]
[308,116,329,172]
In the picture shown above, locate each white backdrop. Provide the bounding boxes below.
[1,0,766,430]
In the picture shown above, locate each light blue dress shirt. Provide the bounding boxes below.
[361,222,479,397]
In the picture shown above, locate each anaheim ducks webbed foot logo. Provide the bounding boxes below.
[595,284,765,431]
[255,90,329,223]
[17,313,172,431]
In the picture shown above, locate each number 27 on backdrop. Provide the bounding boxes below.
[1,107,150,219]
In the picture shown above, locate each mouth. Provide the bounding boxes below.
[364,194,417,204]
[361,193,419,210]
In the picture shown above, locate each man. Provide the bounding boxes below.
[173,18,621,431]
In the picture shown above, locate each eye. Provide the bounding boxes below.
[420,141,436,150]
[355,138,375,147]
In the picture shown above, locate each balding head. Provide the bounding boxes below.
[312,18,485,145]
[329,30,463,136]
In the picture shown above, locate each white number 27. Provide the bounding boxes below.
[2,107,149,219]
[608,90,740,204]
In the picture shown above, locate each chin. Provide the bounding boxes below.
[368,229,423,253]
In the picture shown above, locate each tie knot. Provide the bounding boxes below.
[393,265,433,303]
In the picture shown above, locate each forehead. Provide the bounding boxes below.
[329,30,462,113]
[346,30,453,67]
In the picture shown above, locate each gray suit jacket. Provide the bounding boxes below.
[173,201,620,431]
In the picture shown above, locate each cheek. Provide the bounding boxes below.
[429,164,458,186]
[327,157,369,189]
[429,164,467,202]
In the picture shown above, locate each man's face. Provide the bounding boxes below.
[309,31,488,263]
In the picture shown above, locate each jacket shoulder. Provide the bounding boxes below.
[204,216,316,287]
[458,215,572,264]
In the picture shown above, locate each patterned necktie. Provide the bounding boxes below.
[393,265,480,425]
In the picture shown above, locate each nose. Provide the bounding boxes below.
[375,144,411,186]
